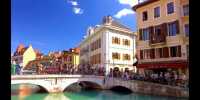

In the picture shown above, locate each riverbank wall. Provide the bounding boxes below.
[104,78,189,98]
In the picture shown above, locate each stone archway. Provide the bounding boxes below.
[11,83,49,93]
[62,81,103,92]
[11,80,53,93]
[109,85,132,94]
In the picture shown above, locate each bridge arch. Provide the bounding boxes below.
[63,81,103,92]
[11,80,52,93]
[61,79,103,92]
[11,83,49,93]
[109,85,132,93]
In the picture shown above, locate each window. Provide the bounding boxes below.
[167,2,174,14]
[168,22,177,36]
[154,26,161,42]
[123,54,130,60]
[154,7,160,18]
[183,4,189,16]
[123,39,130,46]
[143,28,149,40]
[112,53,120,60]
[155,48,163,58]
[140,49,154,59]
[143,49,151,59]
[184,24,189,36]
[170,46,177,57]
[142,11,148,21]
[91,38,101,51]
[90,53,101,64]
[170,46,181,57]
[112,37,120,44]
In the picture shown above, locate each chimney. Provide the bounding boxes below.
[102,15,113,25]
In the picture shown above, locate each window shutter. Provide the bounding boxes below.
[140,50,143,59]
[163,47,169,58]
[176,20,180,34]
[149,26,154,44]
[178,46,181,57]
[139,29,142,40]
[162,23,168,37]
[150,49,155,59]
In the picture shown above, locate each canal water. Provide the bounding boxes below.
[11,85,188,100]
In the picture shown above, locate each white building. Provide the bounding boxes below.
[79,16,137,75]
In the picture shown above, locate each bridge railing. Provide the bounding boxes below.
[11,74,105,80]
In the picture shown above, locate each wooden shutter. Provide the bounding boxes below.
[139,29,142,40]
[163,47,169,58]
[178,45,181,57]
[150,49,155,59]
[140,50,143,59]
[161,23,167,42]
[161,23,168,36]
[175,20,180,34]
[149,26,154,44]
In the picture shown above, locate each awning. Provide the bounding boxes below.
[137,61,188,69]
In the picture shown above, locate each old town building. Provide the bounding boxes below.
[24,48,80,72]
[79,16,137,75]
[62,47,80,65]
[12,44,42,68]
[132,0,189,77]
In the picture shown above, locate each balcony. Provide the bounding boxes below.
[149,36,166,46]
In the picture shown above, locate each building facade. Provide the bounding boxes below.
[12,44,41,68]
[62,48,80,65]
[132,0,189,77]
[79,16,137,75]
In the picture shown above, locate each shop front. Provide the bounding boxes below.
[137,60,188,77]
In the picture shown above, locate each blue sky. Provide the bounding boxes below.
[11,0,140,55]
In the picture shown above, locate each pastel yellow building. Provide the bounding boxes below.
[62,48,80,65]
[22,45,36,67]
[132,0,189,76]
[12,44,42,68]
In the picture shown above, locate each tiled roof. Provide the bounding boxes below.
[110,20,131,31]
[132,0,159,11]
[102,16,131,31]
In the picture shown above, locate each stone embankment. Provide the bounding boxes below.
[104,78,189,98]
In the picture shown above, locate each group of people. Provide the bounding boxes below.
[14,61,188,89]
[108,69,188,88]
[37,63,105,76]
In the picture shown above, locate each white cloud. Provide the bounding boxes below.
[114,8,135,19]
[70,1,78,6]
[73,7,84,14]
[118,0,138,7]
[67,0,84,14]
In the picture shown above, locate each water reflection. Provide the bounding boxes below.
[44,93,70,100]
[18,85,32,100]
[11,84,188,100]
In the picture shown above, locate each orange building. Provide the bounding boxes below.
[132,0,189,76]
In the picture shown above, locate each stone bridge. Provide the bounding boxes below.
[11,75,189,98]
[11,75,104,93]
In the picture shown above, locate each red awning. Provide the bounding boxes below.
[137,61,188,69]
